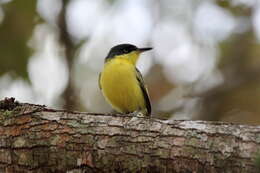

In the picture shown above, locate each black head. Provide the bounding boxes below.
[105,44,152,61]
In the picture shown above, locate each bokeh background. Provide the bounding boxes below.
[1,0,260,124]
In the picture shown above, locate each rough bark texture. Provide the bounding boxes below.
[0,98,260,173]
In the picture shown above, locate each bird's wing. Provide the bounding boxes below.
[135,68,151,116]
[98,73,102,90]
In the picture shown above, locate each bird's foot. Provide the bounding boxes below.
[128,111,145,117]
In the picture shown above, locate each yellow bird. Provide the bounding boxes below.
[99,44,152,116]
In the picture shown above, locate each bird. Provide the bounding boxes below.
[99,43,152,116]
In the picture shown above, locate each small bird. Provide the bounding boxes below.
[99,44,152,116]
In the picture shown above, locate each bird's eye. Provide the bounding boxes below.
[123,49,129,53]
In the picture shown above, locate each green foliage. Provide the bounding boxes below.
[0,0,38,79]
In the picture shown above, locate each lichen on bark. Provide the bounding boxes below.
[0,98,259,172]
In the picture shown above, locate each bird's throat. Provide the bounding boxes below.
[113,52,140,65]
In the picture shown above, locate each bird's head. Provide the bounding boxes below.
[105,44,152,65]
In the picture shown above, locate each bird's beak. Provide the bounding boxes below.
[138,47,153,53]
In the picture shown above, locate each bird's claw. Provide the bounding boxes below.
[128,111,145,117]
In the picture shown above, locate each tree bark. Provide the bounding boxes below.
[0,98,260,173]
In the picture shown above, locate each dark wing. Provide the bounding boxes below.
[98,73,102,90]
[135,68,151,116]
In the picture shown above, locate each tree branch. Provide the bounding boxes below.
[0,98,259,172]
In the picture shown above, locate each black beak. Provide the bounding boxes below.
[138,47,153,52]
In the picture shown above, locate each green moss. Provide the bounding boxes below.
[0,104,36,119]
[2,110,13,117]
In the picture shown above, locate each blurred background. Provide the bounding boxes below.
[1,0,260,124]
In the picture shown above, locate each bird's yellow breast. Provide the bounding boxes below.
[100,58,145,113]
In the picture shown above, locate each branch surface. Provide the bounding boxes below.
[0,98,259,173]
